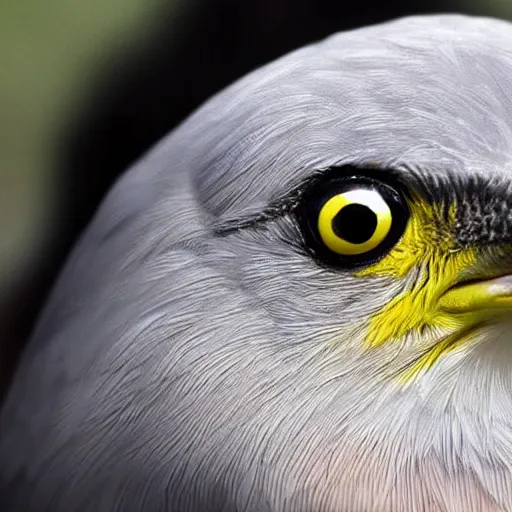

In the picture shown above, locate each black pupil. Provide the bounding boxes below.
[332,203,378,244]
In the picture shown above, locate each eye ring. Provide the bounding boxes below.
[297,174,409,268]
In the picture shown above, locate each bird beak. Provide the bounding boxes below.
[438,274,512,321]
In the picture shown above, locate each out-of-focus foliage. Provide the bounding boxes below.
[473,0,512,18]
[0,0,166,394]
[0,0,161,291]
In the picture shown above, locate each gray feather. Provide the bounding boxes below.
[2,14,512,511]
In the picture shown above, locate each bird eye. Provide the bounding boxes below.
[297,175,409,267]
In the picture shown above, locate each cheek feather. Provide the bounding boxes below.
[356,198,476,347]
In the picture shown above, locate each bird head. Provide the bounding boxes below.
[171,14,512,507]
[182,14,512,416]
[3,13,512,512]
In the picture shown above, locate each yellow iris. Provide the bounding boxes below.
[317,189,393,255]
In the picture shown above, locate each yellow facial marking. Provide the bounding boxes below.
[358,194,464,279]
[362,247,476,348]
[318,189,392,255]
[356,192,481,380]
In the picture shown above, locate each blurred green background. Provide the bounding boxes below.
[0,0,161,294]
[1,0,511,393]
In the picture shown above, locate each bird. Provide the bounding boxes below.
[2,13,512,512]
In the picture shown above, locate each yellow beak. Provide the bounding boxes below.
[438,274,512,319]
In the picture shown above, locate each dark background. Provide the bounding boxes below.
[0,0,509,400]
